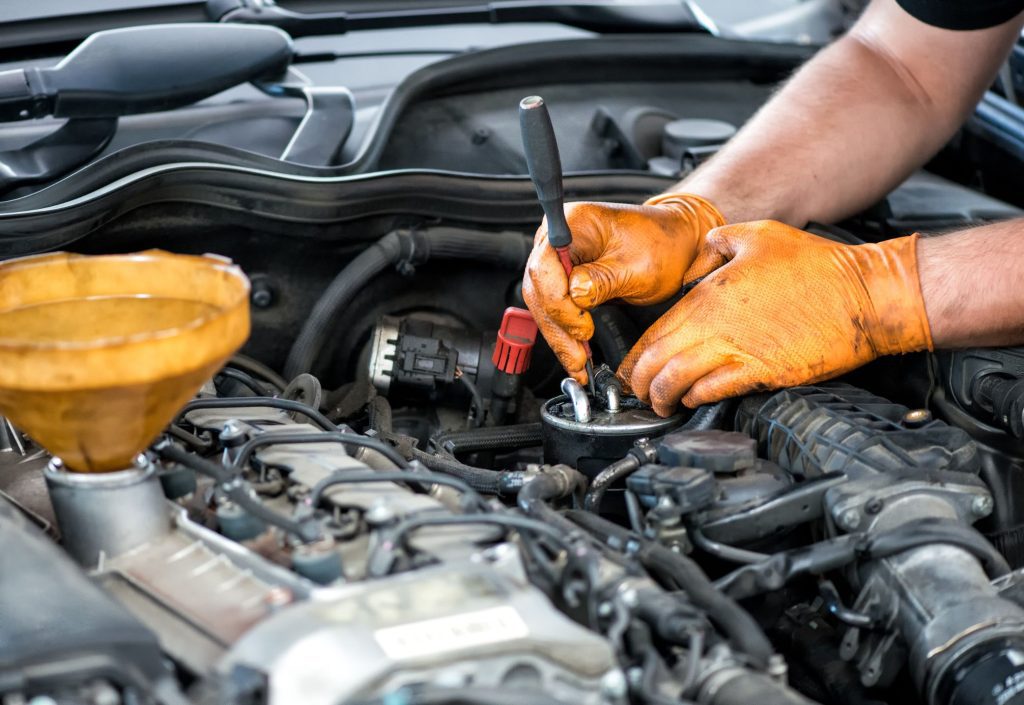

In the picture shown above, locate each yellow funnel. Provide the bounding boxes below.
[0,250,249,472]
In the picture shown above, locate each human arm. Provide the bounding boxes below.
[677,0,1024,225]
[523,0,1024,383]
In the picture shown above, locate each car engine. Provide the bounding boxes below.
[3,8,1024,705]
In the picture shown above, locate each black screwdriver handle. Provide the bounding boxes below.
[519,95,573,250]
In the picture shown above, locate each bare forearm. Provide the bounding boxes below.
[674,1,1021,226]
[918,220,1024,348]
[678,34,948,224]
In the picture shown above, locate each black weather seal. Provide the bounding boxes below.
[208,0,711,37]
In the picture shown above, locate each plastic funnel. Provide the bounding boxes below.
[0,250,249,472]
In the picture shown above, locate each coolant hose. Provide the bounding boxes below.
[564,509,775,668]
[285,228,530,379]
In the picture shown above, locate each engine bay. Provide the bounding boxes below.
[4,9,1024,705]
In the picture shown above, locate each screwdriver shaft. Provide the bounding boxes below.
[521,95,596,395]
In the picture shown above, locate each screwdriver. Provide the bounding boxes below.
[519,94,596,395]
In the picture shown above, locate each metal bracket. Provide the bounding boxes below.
[701,471,847,544]
[255,68,354,166]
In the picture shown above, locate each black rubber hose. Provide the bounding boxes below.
[228,353,288,391]
[409,447,525,495]
[583,402,731,515]
[517,467,589,538]
[457,374,485,428]
[305,470,488,512]
[285,228,530,379]
[285,231,403,380]
[581,400,730,513]
[215,367,272,396]
[178,397,336,431]
[230,431,410,472]
[433,423,543,455]
[685,399,733,431]
[564,509,775,668]
[591,306,638,370]
[714,518,1011,601]
[583,455,640,513]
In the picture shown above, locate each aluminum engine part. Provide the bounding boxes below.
[97,505,318,675]
[222,550,621,705]
[741,383,1023,704]
[89,400,622,705]
[45,455,170,567]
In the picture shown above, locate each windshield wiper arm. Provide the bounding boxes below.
[207,0,711,38]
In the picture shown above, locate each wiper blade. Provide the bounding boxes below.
[207,0,712,38]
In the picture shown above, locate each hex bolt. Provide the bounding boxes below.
[972,494,994,518]
[250,279,275,309]
[471,127,490,145]
[365,500,396,527]
[618,586,639,607]
[902,408,932,428]
[865,497,884,515]
[219,420,246,445]
[839,508,861,530]
[767,654,788,680]
[600,670,628,699]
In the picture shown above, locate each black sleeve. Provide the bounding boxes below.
[896,0,1024,30]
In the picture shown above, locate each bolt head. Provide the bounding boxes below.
[839,508,861,530]
[600,670,628,699]
[971,494,994,517]
[902,408,932,428]
[365,500,396,526]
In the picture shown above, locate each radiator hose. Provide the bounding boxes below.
[285,227,531,380]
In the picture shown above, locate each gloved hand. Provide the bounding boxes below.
[619,221,933,416]
[522,193,725,384]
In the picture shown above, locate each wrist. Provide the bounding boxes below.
[644,192,726,224]
[857,234,934,356]
[643,192,727,248]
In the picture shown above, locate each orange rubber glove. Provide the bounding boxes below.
[619,221,934,416]
[522,194,726,384]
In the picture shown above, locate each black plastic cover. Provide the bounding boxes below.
[737,383,979,480]
[0,498,165,693]
[12,23,292,120]
[627,464,715,513]
[657,430,756,473]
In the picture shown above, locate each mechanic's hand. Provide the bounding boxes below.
[619,221,933,416]
[522,194,725,384]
